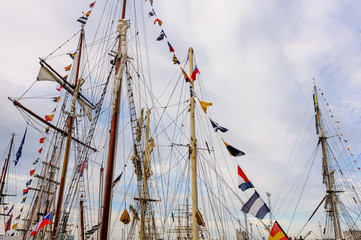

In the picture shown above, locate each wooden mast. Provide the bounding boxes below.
[99,0,128,239]
[80,196,85,240]
[52,27,84,239]
[313,79,342,239]
[189,47,199,239]
[0,133,15,203]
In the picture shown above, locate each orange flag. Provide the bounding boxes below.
[45,114,54,122]
[268,221,289,240]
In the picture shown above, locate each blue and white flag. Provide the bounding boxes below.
[209,118,228,133]
[15,128,27,166]
[77,16,88,25]
[241,191,270,219]
[6,205,14,216]
[26,179,32,187]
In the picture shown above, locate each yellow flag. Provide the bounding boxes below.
[12,223,18,229]
[199,100,212,113]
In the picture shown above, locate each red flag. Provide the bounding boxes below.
[85,10,91,17]
[39,138,45,144]
[56,85,63,92]
[30,169,35,176]
[5,215,12,232]
[45,114,54,122]
[154,18,162,26]
[38,148,43,154]
[167,41,174,52]
[89,2,95,8]
[191,65,200,81]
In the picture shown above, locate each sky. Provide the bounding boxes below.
[2,0,361,239]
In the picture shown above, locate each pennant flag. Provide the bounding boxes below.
[53,96,60,102]
[45,114,54,122]
[30,212,52,236]
[340,133,343,136]
[4,206,8,211]
[113,172,123,186]
[222,139,245,157]
[40,137,45,144]
[33,158,39,165]
[56,85,63,92]
[7,205,14,216]
[268,221,289,240]
[167,41,175,52]
[199,100,212,113]
[85,10,92,17]
[148,9,155,17]
[23,188,29,195]
[154,18,162,26]
[77,16,88,25]
[89,2,95,8]
[238,165,254,191]
[156,30,166,41]
[21,198,26,204]
[51,107,57,113]
[181,67,192,83]
[12,223,18,230]
[5,215,12,232]
[16,215,20,220]
[77,159,89,176]
[209,118,228,133]
[15,128,27,166]
[26,179,32,187]
[63,75,68,80]
[38,148,43,154]
[45,127,50,133]
[241,191,270,219]
[20,206,24,211]
[173,54,180,65]
[67,52,76,60]
[30,169,35,176]
[64,64,72,71]
[191,65,200,81]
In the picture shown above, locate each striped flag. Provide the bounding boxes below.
[241,191,270,219]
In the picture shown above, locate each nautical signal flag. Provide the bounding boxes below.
[268,221,289,240]
[20,206,24,211]
[191,65,200,81]
[154,18,162,26]
[199,100,212,113]
[156,30,166,41]
[67,52,76,60]
[85,10,92,17]
[148,9,155,17]
[181,67,192,83]
[77,16,88,24]
[45,127,50,133]
[30,169,35,176]
[53,96,60,102]
[241,191,270,219]
[12,223,18,230]
[23,188,29,195]
[38,148,43,154]
[21,198,26,204]
[64,64,72,71]
[7,205,14,216]
[167,41,174,52]
[26,179,32,187]
[238,165,254,191]
[30,212,52,236]
[173,54,180,65]
[222,139,245,157]
[5,215,12,232]
[89,1,95,8]
[40,137,45,144]
[45,114,54,122]
[209,118,228,133]
[16,215,20,220]
[56,85,63,92]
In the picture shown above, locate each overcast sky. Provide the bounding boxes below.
[1,0,361,239]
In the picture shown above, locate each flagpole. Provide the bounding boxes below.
[99,0,128,238]
[189,47,199,240]
[52,26,84,239]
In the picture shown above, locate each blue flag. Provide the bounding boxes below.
[15,128,27,166]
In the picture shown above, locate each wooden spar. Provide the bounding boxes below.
[100,0,128,237]
[0,134,14,203]
[189,47,199,239]
[313,79,342,239]
[9,99,97,152]
[80,196,85,240]
[39,59,95,109]
[140,109,151,240]
[97,166,104,240]
[52,29,84,239]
